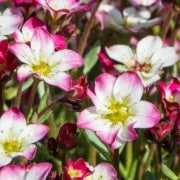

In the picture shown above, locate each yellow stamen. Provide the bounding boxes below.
[32,62,51,76]
[68,167,82,178]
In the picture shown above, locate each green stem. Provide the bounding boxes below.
[25,78,39,121]
[126,142,133,174]
[13,81,23,108]
[88,145,97,166]
[0,82,5,114]
[77,0,103,55]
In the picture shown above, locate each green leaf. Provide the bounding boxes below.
[38,89,49,113]
[39,110,52,123]
[83,41,100,74]
[162,164,178,180]
[82,130,111,161]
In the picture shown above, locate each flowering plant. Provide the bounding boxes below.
[0,0,179,179]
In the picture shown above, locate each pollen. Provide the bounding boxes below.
[2,138,22,154]
[102,99,133,125]
[68,167,82,178]
[32,62,51,76]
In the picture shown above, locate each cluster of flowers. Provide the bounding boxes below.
[0,0,179,179]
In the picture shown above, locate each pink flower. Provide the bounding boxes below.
[62,158,92,180]
[57,123,78,149]
[77,72,161,149]
[0,36,8,70]
[0,162,52,180]
[85,163,117,180]
[129,0,159,6]
[0,108,49,167]
[13,17,67,50]
[106,36,178,87]
[158,78,180,113]
[36,0,89,20]
[9,28,83,91]
[98,51,119,76]
[0,7,23,36]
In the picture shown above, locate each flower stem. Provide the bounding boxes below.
[161,9,174,40]
[25,78,39,121]
[111,148,121,179]
[13,81,23,108]
[77,0,103,55]
[0,82,5,114]
[88,145,97,166]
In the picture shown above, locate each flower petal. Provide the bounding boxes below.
[0,155,12,168]
[77,106,106,131]
[105,45,135,67]
[131,101,161,128]
[0,165,25,180]
[94,73,116,102]
[20,124,49,144]
[151,47,178,68]
[27,163,52,180]
[0,108,26,134]
[136,36,163,64]
[20,144,37,160]
[17,65,34,82]
[31,28,54,62]
[9,43,34,64]
[43,72,72,91]
[49,49,83,71]
[113,72,143,104]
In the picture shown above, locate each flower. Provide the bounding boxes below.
[158,78,180,113]
[106,36,179,87]
[57,123,78,149]
[36,0,89,20]
[0,162,52,180]
[77,72,161,149]
[0,7,23,36]
[13,17,67,51]
[0,108,49,167]
[62,158,92,180]
[9,27,83,91]
[96,4,162,33]
[85,163,117,180]
[0,36,8,71]
[128,0,159,6]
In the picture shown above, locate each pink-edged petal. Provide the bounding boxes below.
[92,163,117,180]
[17,65,34,82]
[43,72,72,91]
[118,123,138,141]
[94,73,116,101]
[35,0,47,7]
[151,47,179,68]
[51,34,67,50]
[20,124,49,144]
[0,108,26,133]
[77,106,106,131]
[136,36,163,64]
[9,43,34,64]
[49,49,83,72]
[131,101,161,128]
[0,155,12,168]
[20,144,37,160]
[22,17,46,43]
[105,45,135,67]
[13,30,24,42]
[96,124,121,145]
[31,28,54,62]
[0,15,23,36]
[113,72,143,104]
[27,163,52,180]
[0,165,25,180]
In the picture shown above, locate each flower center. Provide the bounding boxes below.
[68,167,82,178]
[32,62,51,76]
[2,139,22,154]
[102,99,131,125]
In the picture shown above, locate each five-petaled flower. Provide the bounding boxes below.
[0,162,52,180]
[77,72,161,149]
[9,27,83,91]
[106,36,179,87]
[0,108,49,167]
